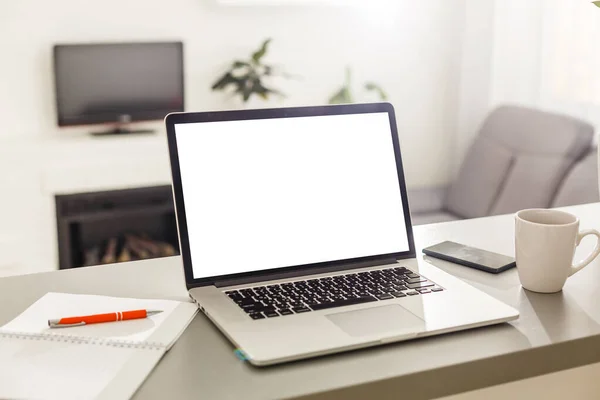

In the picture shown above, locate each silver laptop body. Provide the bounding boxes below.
[165,103,519,366]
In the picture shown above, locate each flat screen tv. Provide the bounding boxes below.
[53,41,184,134]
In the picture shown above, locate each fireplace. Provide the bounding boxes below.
[55,185,180,269]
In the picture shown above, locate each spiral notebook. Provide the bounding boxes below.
[0,292,198,400]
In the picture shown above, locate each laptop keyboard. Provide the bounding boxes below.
[225,266,444,320]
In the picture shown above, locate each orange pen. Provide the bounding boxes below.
[48,309,163,328]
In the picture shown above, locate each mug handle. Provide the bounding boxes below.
[570,229,600,276]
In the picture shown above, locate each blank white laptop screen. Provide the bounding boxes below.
[174,112,410,279]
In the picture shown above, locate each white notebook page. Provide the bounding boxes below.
[0,337,160,400]
[0,292,197,400]
[1,292,181,344]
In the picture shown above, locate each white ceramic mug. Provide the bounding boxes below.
[515,209,600,293]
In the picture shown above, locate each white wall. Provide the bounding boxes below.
[0,0,466,189]
[454,0,496,173]
[490,0,543,108]
[477,0,600,131]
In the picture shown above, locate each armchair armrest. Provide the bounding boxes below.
[406,186,449,214]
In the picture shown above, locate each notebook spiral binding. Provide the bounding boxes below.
[0,331,164,351]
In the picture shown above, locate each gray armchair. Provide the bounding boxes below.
[409,105,595,225]
[552,148,599,208]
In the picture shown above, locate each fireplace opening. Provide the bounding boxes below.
[55,185,180,269]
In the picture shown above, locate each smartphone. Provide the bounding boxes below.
[422,241,516,274]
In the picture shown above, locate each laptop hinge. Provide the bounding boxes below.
[213,257,399,288]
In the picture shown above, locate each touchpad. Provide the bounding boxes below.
[326,304,426,337]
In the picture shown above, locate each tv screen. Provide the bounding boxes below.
[53,42,184,127]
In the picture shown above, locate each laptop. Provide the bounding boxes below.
[165,103,519,366]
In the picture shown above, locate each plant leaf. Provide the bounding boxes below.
[241,78,255,102]
[212,72,240,91]
[212,38,292,102]
[365,82,388,101]
[232,61,250,68]
[329,67,354,104]
[344,66,352,87]
[264,66,301,80]
[251,78,284,100]
[594,1,600,7]
[329,87,353,104]
[252,38,271,64]
[252,78,269,94]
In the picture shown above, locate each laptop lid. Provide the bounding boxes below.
[165,103,415,289]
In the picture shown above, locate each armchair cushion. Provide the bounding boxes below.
[447,105,594,218]
[552,149,599,207]
[445,137,514,218]
[486,106,594,214]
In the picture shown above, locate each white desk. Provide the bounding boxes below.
[2,203,600,399]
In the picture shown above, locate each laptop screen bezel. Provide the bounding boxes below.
[165,103,416,289]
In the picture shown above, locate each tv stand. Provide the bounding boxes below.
[91,127,156,136]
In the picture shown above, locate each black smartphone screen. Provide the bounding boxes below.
[422,241,516,273]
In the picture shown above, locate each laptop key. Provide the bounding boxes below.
[249,313,265,320]
[406,273,420,279]
[406,291,419,296]
[310,296,377,311]
[406,282,434,289]
[417,289,431,294]
[431,287,444,292]
[376,294,394,300]
[239,297,256,305]
[391,291,407,298]
[264,310,279,318]
[292,307,311,313]
[279,309,293,315]
[406,278,427,284]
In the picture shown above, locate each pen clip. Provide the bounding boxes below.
[48,320,86,328]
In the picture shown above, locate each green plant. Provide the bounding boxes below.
[594,1,600,7]
[329,67,388,104]
[212,39,290,103]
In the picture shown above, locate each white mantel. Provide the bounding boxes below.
[41,133,172,194]
[0,132,172,277]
